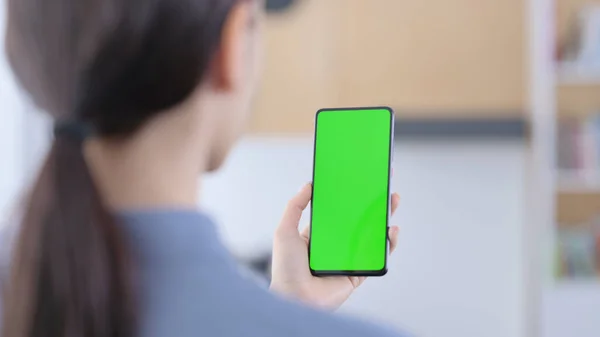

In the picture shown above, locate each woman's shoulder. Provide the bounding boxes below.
[120,210,410,337]
[234,279,409,337]
[137,265,409,337]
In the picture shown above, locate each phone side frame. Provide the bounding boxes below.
[308,106,395,277]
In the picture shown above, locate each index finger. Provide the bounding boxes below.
[278,183,312,233]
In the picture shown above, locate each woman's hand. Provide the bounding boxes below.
[270,183,400,310]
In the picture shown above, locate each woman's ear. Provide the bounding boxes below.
[213,2,251,91]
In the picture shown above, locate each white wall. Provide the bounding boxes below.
[204,137,527,337]
[0,2,26,220]
[542,283,600,337]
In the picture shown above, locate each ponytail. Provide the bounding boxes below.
[2,132,135,337]
[3,0,239,334]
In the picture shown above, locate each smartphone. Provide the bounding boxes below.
[309,107,394,276]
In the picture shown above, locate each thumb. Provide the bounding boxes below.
[277,183,312,235]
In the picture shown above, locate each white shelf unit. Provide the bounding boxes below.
[528,0,557,335]
[553,279,600,289]
[530,0,600,336]
[542,281,600,337]
[556,62,600,85]
[557,170,600,192]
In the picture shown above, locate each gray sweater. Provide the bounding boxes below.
[0,210,408,337]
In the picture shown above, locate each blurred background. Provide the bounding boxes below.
[0,0,598,336]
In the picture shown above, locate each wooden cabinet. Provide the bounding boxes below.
[250,1,342,134]
[251,0,526,133]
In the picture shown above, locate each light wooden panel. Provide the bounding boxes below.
[252,0,526,133]
[336,0,525,114]
[250,1,341,134]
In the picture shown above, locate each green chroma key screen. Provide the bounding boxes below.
[309,107,393,275]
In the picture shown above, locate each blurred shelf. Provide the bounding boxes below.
[557,170,600,193]
[550,279,600,292]
[556,190,600,223]
[543,280,600,337]
[556,222,597,229]
[557,62,600,86]
[558,85,600,115]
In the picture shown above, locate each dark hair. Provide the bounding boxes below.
[2,0,238,336]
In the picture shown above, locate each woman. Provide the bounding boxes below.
[1,0,405,336]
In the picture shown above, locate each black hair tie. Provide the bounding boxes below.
[53,120,95,142]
